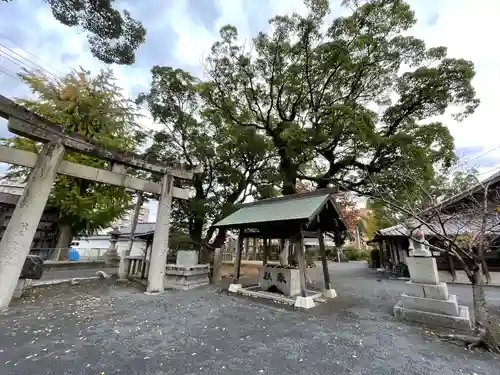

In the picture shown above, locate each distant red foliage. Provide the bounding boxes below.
[336,194,361,232]
[295,181,360,232]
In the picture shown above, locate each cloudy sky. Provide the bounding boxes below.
[0,0,499,221]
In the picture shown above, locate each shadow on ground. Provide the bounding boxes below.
[0,262,499,375]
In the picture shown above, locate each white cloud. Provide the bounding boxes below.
[166,0,500,161]
[166,0,216,69]
[1,0,499,214]
[408,0,500,155]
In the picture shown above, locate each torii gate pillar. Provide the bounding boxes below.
[146,174,173,293]
[0,142,65,310]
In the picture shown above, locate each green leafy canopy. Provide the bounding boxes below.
[1,0,146,65]
[202,0,479,198]
[137,66,272,250]
[2,68,144,237]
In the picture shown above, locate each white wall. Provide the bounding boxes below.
[71,236,148,258]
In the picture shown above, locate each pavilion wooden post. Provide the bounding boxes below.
[232,229,244,283]
[394,239,401,263]
[319,232,331,289]
[296,231,308,298]
[319,232,337,298]
[380,240,385,268]
[387,241,394,269]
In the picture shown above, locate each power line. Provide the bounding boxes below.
[0,50,30,74]
[449,144,500,176]
[0,47,99,150]
[0,41,63,77]
[0,45,61,81]
[0,38,66,77]
[0,66,23,83]
[478,165,500,177]
[463,144,500,164]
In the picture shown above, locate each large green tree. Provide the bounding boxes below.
[1,0,146,64]
[202,0,479,201]
[2,68,143,250]
[137,66,271,261]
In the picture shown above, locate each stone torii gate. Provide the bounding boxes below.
[0,95,197,310]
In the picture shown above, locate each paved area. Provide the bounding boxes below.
[307,261,500,315]
[39,267,117,281]
[0,262,499,375]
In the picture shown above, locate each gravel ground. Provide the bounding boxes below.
[0,262,499,375]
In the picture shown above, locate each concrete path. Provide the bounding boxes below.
[439,270,500,286]
[307,261,500,313]
[39,267,117,282]
[0,262,498,375]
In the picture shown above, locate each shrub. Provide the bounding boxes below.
[343,246,370,261]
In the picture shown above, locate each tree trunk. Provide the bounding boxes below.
[471,182,499,350]
[472,266,488,334]
[54,222,73,260]
[279,151,297,195]
[189,217,204,250]
[471,265,500,351]
[482,256,492,284]
[279,239,289,266]
[199,228,227,282]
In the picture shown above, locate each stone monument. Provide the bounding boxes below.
[164,250,210,290]
[393,220,471,330]
[259,265,301,296]
[259,240,302,297]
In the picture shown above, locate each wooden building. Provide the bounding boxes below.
[0,191,58,252]
[371,169,500,273]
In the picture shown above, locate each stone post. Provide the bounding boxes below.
[393,222,471,330]
[228,229,244,293]
[146,174,173,294]
[118,193,143,279]
[212,247,222,283]
[117,248,128,281]
[0,142,65,310]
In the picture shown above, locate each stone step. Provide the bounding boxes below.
[405,281,449,300]
[394,300,471,331]
[399,293,459,316]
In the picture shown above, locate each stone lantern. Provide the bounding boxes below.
[105,227,121,266]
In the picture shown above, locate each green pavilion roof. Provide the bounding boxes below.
[213,189,347,237]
